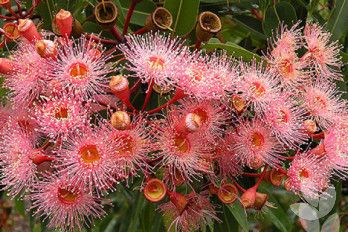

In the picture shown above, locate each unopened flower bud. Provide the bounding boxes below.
[218,183,238,204]
[55,9,73,37]
[168,191,188,214]
[0,58,16,74]
[249,156,264,170]
[111,111,131,130]
[3,22,20,40]
[270,169,286,187]
[185,113,203,132]
[94,1,118,29]
[254,192,268,210]
[35,40,57,59]
[18,19,42,43]
[109,75,129,92]
[145,7,173,31]
[231,94,246,113]
[240,187,256,208]
[303,119,317,134]
[195,11,221,42]
[143,178,166,202]
[0,0,11,8]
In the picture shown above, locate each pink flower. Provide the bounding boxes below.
[303,23,343,79]
[177,52,237,99]
[323,120,348,177]
[160,192,218,232]
[154,117,214,181]
[4,41,51,105]
[301,80,346,129]
[0,125,39,197]
[110,116,153,178]
[268,22,303,56]
[264,96,308,148]
[215,132,242,178]
[286,153,331,198]
[50,37,113,99]
[31,92,89,138]
[237,61,280,114]
[232,119,284,168]
[55,125,119,194]
[30,175,105,231]
[119,33,186,88]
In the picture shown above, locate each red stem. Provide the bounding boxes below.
[123,0,139,35]
[232,179,246,192]
[147,88,186,114]
[134,27,147,35]
[0,14,16,20]
[130,79,141,93]
[85,34,118,45]
[141,80,154,111]
[110,27,123,42]
[242,172,261,177]
[195,40,202,49]
[254,165,269,188]
[24,0,41,17]
[6,6,19,19]
[15,0,22,17]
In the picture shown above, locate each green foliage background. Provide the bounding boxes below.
[0,0,348,231]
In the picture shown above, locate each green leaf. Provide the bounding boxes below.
[263,2,297,36]
[233,15,267,40]
[164,0,200,35]
[203,39,262,61]
[259,185,294,232]
[327,0,348,41]
[226,201,249,232]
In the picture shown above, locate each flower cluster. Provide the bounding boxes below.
[0,15,347,232]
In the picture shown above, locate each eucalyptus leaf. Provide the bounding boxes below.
[164,0,199,35]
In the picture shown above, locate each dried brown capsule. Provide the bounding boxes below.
[195,11,222,42]
[94,1,118,29]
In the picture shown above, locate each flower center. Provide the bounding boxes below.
[79,144,101,163]
[279,59,295,79]
[231,95,245,112]
[173,135,190,153]
[251,132,265,147]
[58,188,79,204]
[69,62,88,79]
[299,168,310,179]
[251,82,266,96]
[148,56,165,71]
[54,106,69,119]
[313,95,327,109]
[192,108,208,124]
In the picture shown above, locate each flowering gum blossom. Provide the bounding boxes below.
[55,9,73,37]
[18,19,42,43]
[0,58,15,74]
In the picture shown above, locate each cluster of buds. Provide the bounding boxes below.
[0,4,347,232]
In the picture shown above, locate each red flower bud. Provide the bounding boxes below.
[168,191,188,214]
[18,19,42,43]
[0,58,16,74]
[110,111,131,130]
[240,187,256,208]
[254,192,268,210]
[270,169,286,187]
[55,9,73,37]
[35,40,58,59]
